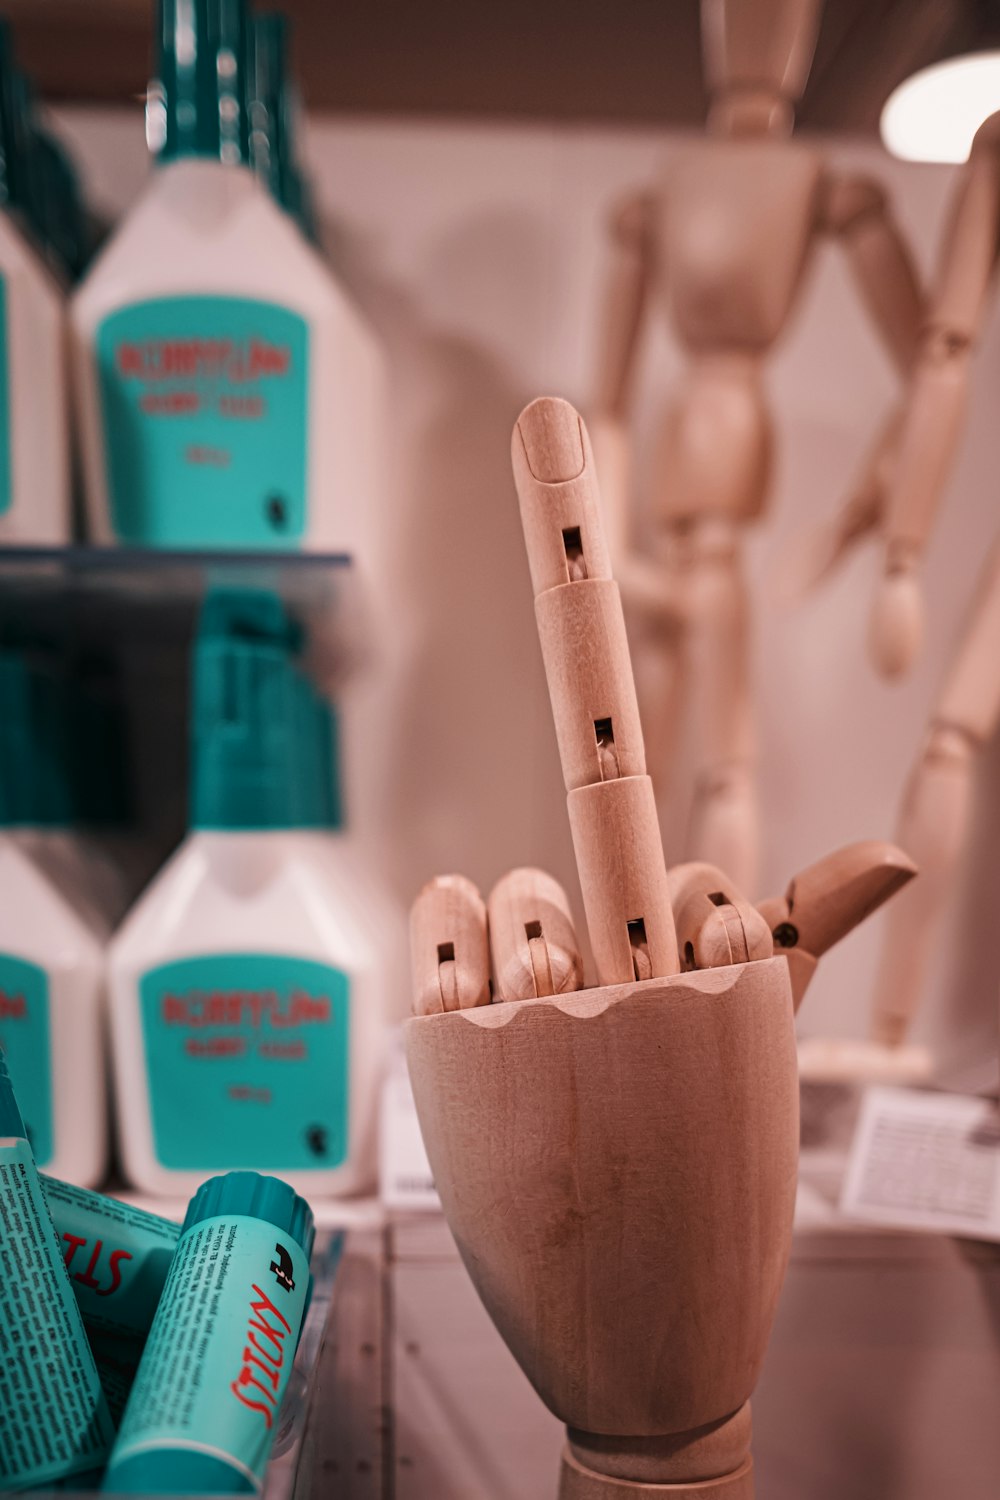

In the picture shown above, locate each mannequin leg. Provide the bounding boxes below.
[683,523,758,896]
[869,726,976,1045]
[629,598,687,821]
[870,541,1000,1046]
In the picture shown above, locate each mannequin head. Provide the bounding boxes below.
[701,0,823,138]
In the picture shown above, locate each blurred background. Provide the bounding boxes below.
[2,4,1000,1497]
[3,0,995,1081]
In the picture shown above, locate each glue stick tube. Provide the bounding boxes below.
[41,1174,180,1340]
[0,1055,115,1487]
[86,1331,147,1427]
[103,1170,315,1494]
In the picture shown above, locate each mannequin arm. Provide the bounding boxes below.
[820,172,924,377]
[870,539,1000,1043]
[777,408,898,602]
[871,114,1000,676]
[589,191,654,564]
[781,178,920,601]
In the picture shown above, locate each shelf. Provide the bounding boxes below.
[0,541,352,613]
[0,0,970,134]
[0,543,359,668]
[0,545,361,890]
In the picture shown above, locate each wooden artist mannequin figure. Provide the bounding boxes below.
[407,397,914,1498]
[799,110,1000,1058]
[589,0,922,893]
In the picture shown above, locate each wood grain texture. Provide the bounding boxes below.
[512,397,679,982]
[872,114,1000,677]
[701,0,821,105]
[668,862,773,970]
[568,777,679,983]
[410,873,491,1015]
[936,539,1000,742]
[406,957,797,1441]
[512,399,613,595]
[757,839,915,1012]
[819,172,923,376]
[560,1449,754,1498]
[487,867,584,1001]
[536,580,646,790]
[768,839,916,965]
[567,1404,751,1484]
[868,541,1000,1043]
[5,0,964,132]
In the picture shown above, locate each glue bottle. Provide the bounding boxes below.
[0,651,106,1185]
[0,26,72,544]
[70,0,382,553]
[108,590,397,1197]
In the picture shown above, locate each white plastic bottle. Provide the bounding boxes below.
[0,656,106,1186]
[108,591,399,1198]
[70,0,382,554]
[0,30,71,545]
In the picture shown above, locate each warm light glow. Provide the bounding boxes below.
[881,52,1000,163]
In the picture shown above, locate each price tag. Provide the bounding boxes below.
[379,1042,440,1213]
[841,1085,1000,1240]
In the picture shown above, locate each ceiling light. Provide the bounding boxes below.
[881,50,1000,163]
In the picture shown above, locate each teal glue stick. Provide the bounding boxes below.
[103,1171,315,1494]
[86,1332,147,1426]
[0,1055,115,1487]
[41,1175,180,1340]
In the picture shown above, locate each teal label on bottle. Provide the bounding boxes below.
[105,1213,309,1493]
[0,278,10,517]
[0,1138,115,1487]
[0,954,52,1166]
[95,296,309,547]
[138,953,349,1172]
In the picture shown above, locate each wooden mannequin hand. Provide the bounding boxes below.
[411,859,771,1012]
[410,868,585,1012]
[409,401,916,1027]
[410,841,916,1014]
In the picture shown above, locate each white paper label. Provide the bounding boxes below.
[379,1044,440,1213]
[841,1085,1000,1240]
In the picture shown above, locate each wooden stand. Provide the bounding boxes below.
[406,956,797,1497]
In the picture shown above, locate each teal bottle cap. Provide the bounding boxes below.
[67,657,130,828]
[9,70,44,244]
[191,589,333,831]
[182,1171,315,1261]
[0,23,21,214]
[0,1053,28,1140]
[316,697,344,831]
[247,12,288,207]
[0,650,74,828]
[247,14,320,240]
[35,131,87,280]
[149,0,249,167]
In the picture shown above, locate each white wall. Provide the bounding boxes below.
[55,108,1000,1083]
